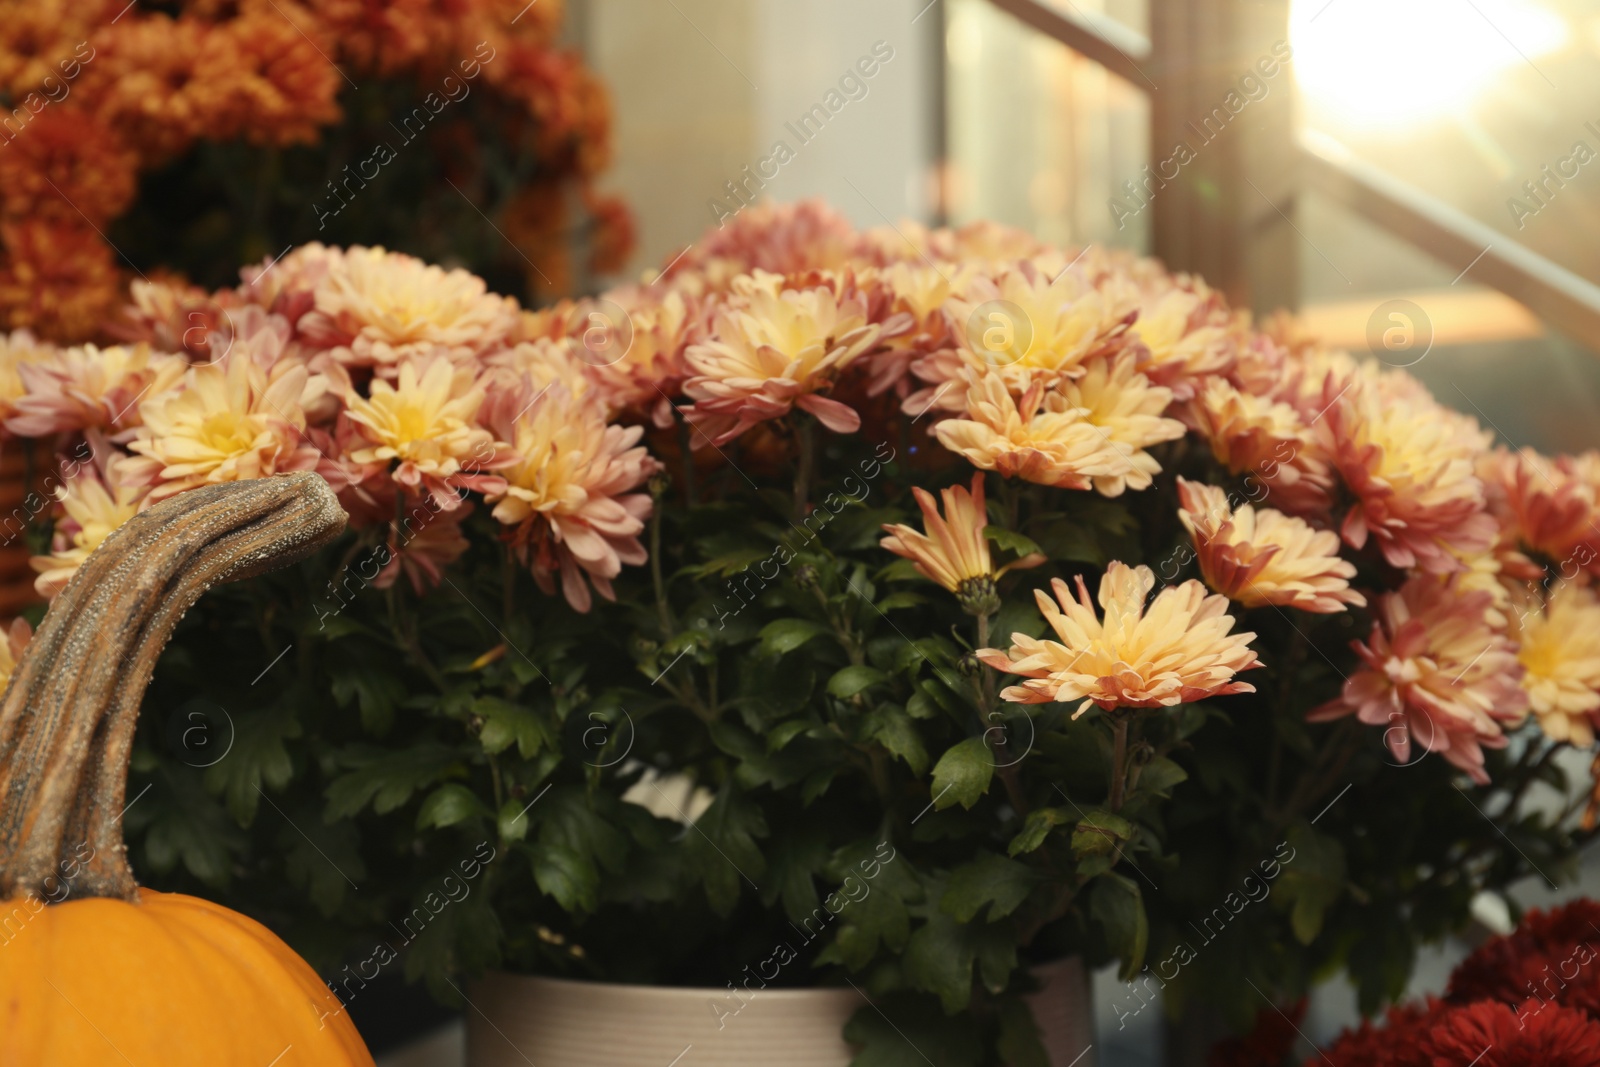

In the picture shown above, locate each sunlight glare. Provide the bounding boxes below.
[1289,0,1568,128]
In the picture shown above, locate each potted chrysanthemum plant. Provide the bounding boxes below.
[1,200,1596,1067]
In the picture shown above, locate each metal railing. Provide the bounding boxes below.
[983,0,1600,354]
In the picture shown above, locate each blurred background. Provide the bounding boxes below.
[362,1,1597,1063]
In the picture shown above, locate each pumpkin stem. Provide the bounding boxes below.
[0,473,347,902]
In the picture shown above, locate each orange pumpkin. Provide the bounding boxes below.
[0,473,375,1066]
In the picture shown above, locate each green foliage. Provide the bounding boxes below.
[120,425,1595,1061]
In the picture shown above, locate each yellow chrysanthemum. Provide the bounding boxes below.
[909,261,1127,414]
[978,561,1261,716]
[681,270,882,445]
[1176,479,1363,614]
[935,355,1184,497]
[0,329,54,423]
[1519,584,1600,747]
[30,468,145,598]
[124,355,317,501]
[344,358,506,507]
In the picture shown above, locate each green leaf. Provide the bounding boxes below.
[329,661,406,735]
[757,618,830,657]
[1091,872,1148,980]
[281,814,366,917]
[983,525,1044,559]
[1277,824,1346,945]
[904,910,1019,1013]
[689,789,768,915]
[1137,756,1189,797]
[1008,807,1071,856]
[324,744,461,819]
[942,853,1038,922]
[869,707,929,775]
[931,738,993,810]
[1071,808,1135,859]
[416,784,487,831]
[475,696,547,759]
[203,707,301,826]
[530,841,599,913]
[828,665,891,700]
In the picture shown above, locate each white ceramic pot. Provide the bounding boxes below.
[465,957,1094,1067]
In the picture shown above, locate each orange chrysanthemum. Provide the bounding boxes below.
[879,473,1043,615]
[978,561,1261,716]
[1176,478,1363,613]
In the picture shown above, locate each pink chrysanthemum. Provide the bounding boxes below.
[8,343,186,437]
[1320,366,1498,573]
[484,382,659,613]
[1310,574,1527,783]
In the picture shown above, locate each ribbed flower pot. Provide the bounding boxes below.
[465,957,1094,1066]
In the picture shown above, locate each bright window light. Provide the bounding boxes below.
[1290,0,1569,128]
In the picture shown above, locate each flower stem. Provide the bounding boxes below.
[676,418,696,506]
[1110,713,1129,812]
[650,504,672,636]
[793,414,816,521]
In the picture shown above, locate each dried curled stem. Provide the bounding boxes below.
[0,473,347,902]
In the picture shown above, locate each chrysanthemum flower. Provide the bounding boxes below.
[862,261,965,398]
[573,287,702,425]
[668,199,859,281]
[0,616,32,692]
[299,246,520,369]
[937,355,1183,497]
[485,383,659,613]
[0,108,137,228]
[1517,583,1600,747]
[1321,367,1498,573]
[30,463,146,598]
[1414,1000,1600,1067]
[879,474,1043,615]
[7,343,186,436]
[1310,575,1526,783]
[1176,479,1363,613]
[1480,447,1600,569]
[1447,898,1600,1017]
[0,329,57,424]
[372,500,474,595]
[0,220,123,342]
[907,261,1130,415]
[122,354,320,501]
[1116,281,1239,399]
[934,372,1129,492]
[343,357,510,509]
[680,270,883,446]
[1185,376,1333,517]
[978,561,1260,716]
